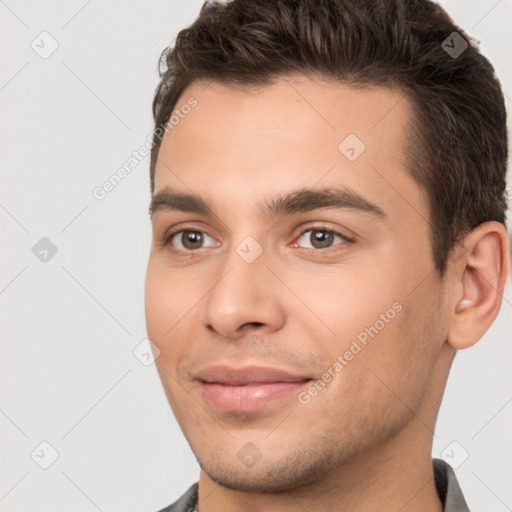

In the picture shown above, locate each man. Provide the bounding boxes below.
[144,0,509,510]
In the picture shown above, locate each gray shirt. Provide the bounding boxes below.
[157,458,470,512]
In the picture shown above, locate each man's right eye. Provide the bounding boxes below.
[163,229,219,252]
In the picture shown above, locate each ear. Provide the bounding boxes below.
[447,221,510,350]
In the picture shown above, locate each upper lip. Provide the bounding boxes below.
[196,365,312,385]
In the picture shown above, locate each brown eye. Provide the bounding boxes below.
[167,230,216,251]
[296,228,349,250]
[310,230,335,249]
[180,231,204,250]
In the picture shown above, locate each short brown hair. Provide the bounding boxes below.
[150,0,508,275]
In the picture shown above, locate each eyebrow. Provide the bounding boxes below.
[149,185,386,221]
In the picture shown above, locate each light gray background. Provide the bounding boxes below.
[1,1,511,511]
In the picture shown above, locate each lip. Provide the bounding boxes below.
[196,365,313,412]
[196,365,311,385]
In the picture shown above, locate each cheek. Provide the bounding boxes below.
[307,265,441,409]
[145,258,222,384]
[144,265,168,340]
[145,258,195,337]
[144,261,190,372]
[361,294,443,413]
[300,266,400,345]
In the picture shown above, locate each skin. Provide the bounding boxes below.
[144,74,509,512]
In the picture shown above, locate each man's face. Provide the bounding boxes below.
[145,76,451,492]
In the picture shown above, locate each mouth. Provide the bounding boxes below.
[196,365,313,412]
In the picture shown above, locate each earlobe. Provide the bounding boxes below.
[446,221,510,351]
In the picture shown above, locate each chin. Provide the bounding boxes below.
[196,446,337,493]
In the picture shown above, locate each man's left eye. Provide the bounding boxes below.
[294,228,351,250]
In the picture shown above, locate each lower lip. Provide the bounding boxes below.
[200,380,312,412]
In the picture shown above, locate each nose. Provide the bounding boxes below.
[202,247,286,340]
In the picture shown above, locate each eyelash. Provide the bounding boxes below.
[161,224,354,256]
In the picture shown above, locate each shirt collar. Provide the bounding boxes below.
[433,458,471,511]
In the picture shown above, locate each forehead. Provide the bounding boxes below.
[153,75,427,226]
[157,76,411,164]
